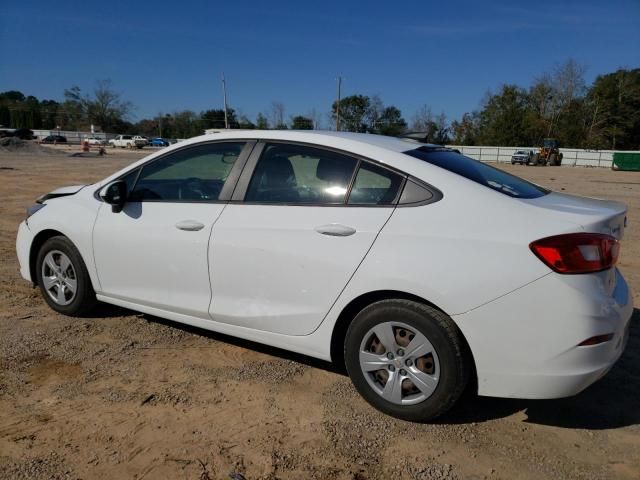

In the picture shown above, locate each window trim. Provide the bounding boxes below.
[94,140,256,204]
[93,138,444,208]
[231,140,423,208]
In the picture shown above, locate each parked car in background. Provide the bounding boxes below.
[150,137,170,147]
[108,135,148,149]
[511,150,533,165]
[16,131,632,422]
[84,136,106,146]
[0,128,35,139]
[12,128,35,140]
[41,135,67,144]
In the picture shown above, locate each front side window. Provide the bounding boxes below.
[245,144,358,204]
[129,142,244,201]
[121,168,139,192]
[348,162,404,205]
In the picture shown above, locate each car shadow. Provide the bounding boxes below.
[105,305,639,430]
[136,314,345,374]
[81,303,138,319]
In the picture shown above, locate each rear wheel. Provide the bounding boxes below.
[344,299,470,422]
[36,236,97,316]
[548,153,557,166]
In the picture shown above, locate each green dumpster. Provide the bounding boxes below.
[612,152,640,171]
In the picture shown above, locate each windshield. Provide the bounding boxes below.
[404,147,549,199]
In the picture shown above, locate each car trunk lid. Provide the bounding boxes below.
[521,192,627,239]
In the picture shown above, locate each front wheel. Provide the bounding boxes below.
[36,236,97,316]
[344,300,470,422]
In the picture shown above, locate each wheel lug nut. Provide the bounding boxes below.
[399,369,407,376]
[405,359,413,367]
[386,352,394,360]
[397,349,404,356]
[388,365,395,372]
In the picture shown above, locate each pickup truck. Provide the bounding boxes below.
[108,135,148,149]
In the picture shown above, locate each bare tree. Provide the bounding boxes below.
[411,104,434,131]
[64,79,132,131]
[410,105,449,143]
[307,108,323,130]
[366,95,385,130]
[533,59,587,136]
[270,101,286,129]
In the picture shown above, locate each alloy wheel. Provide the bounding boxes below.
[41,250,77,306]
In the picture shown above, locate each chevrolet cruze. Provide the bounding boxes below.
[16,131,633,421]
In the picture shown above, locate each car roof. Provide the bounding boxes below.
[199,130,439,153]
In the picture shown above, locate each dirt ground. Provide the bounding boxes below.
[1,145,639,480]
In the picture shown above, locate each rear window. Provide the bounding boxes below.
[404,147,549,199]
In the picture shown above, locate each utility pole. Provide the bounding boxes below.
[222,73,229,129]
[336,75,342,131]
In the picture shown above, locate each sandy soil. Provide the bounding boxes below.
[0,147,639,480]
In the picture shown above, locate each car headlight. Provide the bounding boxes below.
[26,204,46,219]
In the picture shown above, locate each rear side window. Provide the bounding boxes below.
[404,147,549,199]
[348,162,403,205]
[245,144,358,204]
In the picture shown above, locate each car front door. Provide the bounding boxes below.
[209,142,405,335]
[93,141,253,317]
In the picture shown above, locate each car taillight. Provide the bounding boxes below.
[529,233,619,274]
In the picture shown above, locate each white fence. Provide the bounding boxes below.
[32,129,118,144]
[447,145,639,168]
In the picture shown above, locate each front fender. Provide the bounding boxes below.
[25,191,102,292]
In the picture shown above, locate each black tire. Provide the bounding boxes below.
[344,299,470,422]
[548,153,557,166]
[36,236,97,316]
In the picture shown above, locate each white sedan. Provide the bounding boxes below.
[84,136,107,146]
[16,131,633,421]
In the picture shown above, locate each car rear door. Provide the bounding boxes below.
[208,141,405,335]
[93,141,253,317]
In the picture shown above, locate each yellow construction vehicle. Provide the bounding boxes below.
[531,138,563,166]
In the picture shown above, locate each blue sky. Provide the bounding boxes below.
[2,0,639,126]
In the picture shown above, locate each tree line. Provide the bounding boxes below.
[1,61,638,149]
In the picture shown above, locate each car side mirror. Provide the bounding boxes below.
[99,180,128,213]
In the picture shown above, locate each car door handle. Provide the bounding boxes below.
[315,224,356,237]
[175,220,205,231]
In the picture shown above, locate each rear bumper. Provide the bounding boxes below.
[454,268,633,399]
[16,221,33,282]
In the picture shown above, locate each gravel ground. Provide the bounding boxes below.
[0,148,639,479]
